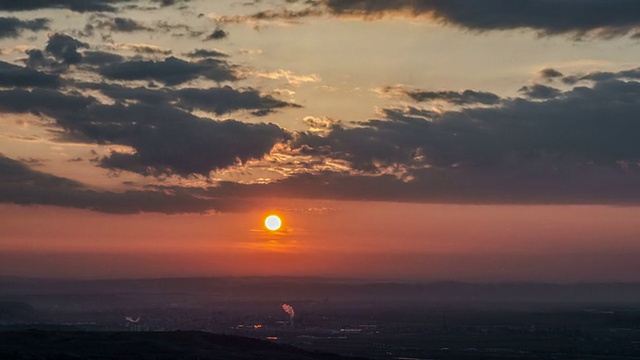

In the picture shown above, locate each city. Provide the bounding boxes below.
[2,277,640,359]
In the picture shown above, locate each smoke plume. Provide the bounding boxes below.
[281,304,295,319]
[125,316,140,323]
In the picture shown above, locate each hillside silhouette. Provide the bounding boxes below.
[0,330,363,360]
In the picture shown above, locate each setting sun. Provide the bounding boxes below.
[264,215,282,231]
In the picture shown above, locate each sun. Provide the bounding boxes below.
[264,215,282,231]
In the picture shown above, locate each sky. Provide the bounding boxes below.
[1,0,640,281]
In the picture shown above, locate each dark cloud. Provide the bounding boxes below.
[82,83,298,115]
[197,166,640,205]
[0,86,289,177]
[81,51,125,66]
[539,68,564,79]
[175,86,300,115]
[0,89,95,114]
[403,88,501,105]
[323,0,640,38]
[99,56,237,85]
[0,17,48,38]
[0,61,60,88]
[206,28,228,40]
[5,69,640,208]
[185,49,229,58]
[152,0,191,7]
[45,33,89,65]
[223,0,640,38]
[24,49,50,69]
[214,7,324,25]
[0,154,241,214]
[95,17,150,32]
[18,157,49,166]
[303,116,341,129]
[293,111,435,172]
[94,110,289,176]
[25,43,118,70]
[85,83,171,105]
[155,21,204,38]
[112,43,172,55]
[294,72,640,175]
[519,84,562,99]
[563,67,640,85]
[111,17,148,31]
[0,0,133,13]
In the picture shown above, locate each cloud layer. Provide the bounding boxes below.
[325,0,640,38]
[229,0,640,39]
[0,17,48,38]
[1,1,640,213]
[0,154,237,214]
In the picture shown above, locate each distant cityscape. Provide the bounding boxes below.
[2,278,640,359]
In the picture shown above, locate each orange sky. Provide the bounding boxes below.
[2,202,639,281]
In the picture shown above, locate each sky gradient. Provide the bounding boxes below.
[1,0,640,281]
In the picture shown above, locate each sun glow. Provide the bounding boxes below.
[264,215,282,231]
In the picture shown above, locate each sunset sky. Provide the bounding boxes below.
[2,0,640,281]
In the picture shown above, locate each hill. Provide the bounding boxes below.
[0,330,363,360]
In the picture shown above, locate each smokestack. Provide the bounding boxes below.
[281,304,295,327]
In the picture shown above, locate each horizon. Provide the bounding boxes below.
[5,274,640,285]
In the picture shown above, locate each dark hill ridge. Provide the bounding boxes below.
[0,330,363,360]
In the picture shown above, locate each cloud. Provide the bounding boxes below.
[155,21,204,38]
[0,0,132,13]
[0,86,291,177]
[0,0,189,13]
[254,69,321,86]
[235,0,640,39]
[23,34,95,70]
[539,68,564,79]
[0,88,95,114]
[518,84,562,99]
[152,0,191,7]
[5,68,640,209]
[206,28,228,40]
[4,2,640,208]
[323,0,640,39]
[174,165,640,206]
[0,154,241,214]
[563,66,640,84]
[380,85,501,105]
[303,116,341,131]
[18,157,49,166]
[293,69,640,177]
[45,33,89,65]
[85,83,299,115]
[99,56,237,85]
[83,83,171,105]
[0,61,60,88]
[0,17,48,38]
[80,51,125,66]
[175,86,300,115]
[24,49,50,69]
[92,16,151,33]
[95,111,289,176]
[185,49,228,58]
[213,7,324,26]
[110,43,172,55]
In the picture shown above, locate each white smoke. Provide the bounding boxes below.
[125,316,140,323]
[281,304,295,319]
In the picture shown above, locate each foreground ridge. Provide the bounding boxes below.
[0,330,364,360]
